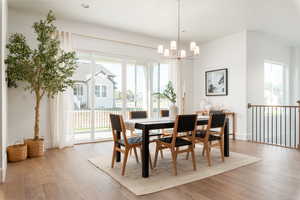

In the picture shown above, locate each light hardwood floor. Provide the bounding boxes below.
[1,140,300,200]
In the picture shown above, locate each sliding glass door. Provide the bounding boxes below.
[126,63,147,118]
[72,52,171,143]
[152,63,171,118]
[93,59,123,140]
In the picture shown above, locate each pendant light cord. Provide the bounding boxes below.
[177,0,181,54]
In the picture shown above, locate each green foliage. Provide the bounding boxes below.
[5,10,78,139]
[5,10,77,98]
[153,81,176,104]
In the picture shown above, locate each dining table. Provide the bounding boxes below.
[119,116,230,178]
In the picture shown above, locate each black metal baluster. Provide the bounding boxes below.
[294,107,297,148]
[252,107,254,142]
[275,107,278,145]
[259,107,261,142]
[285,107,287,147]
[263,107,266,143]
[290,107,292,147]
[267,107,269,144]
[271,107,273,144]
[256,107,258,142]
[280,107,282,146]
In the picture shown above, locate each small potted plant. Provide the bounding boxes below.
[154,81,178,119]
[5,11,77,157]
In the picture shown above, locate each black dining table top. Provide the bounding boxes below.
[125,116,209,130]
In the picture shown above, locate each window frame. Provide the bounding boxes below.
[264,60,288,105]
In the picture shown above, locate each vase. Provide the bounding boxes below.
[169,103,178,120]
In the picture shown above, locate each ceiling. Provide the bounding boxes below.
[7,0,300,44]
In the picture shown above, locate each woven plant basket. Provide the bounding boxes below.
[7,144,27,162]
[24,138,45,158]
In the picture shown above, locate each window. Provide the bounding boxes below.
[264,61,285,105]
[101,85,107,97]
[72,51,173,143]
[152,63,171,118]
[126,64,147,111]
[74,84,83,96]
[95,85,101,97]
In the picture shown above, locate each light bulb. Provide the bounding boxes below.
[180,49,186,58]
[157,45,164,54]
[170,41,177,50]
[194,46,200,55]
[190,41,196,51]
[164,49,170,57]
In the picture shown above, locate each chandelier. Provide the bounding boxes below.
[157,0,200,60]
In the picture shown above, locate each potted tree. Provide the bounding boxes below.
[5,11,77,157]
[154,81,178,119]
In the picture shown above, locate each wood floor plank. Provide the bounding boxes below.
[1,140,300,200]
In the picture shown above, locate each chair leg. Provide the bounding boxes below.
[154,143,160,168]
[160,149,164,159]
[111,146,116,168]
[202,146,205,156]
[187,143,195,160]
[121,149,129,176]
[205,144,211,167]
[171,148,177,176]
[157,135,164,159]
[133,146,139,163]
[186,152,190,160]
[190,146,197,171]
[220,139,225,162]
[149,153,153,170]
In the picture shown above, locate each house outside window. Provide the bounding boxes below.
[95,85,101,97]
[74,84,83,96]
[95,85,107,98]
[101,85,107,97]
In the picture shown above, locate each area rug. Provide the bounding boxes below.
[88,145,260,195]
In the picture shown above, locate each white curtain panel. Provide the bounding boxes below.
[169,60,183,114]
[49,31,75,149]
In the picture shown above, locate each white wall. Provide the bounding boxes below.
[0,0,8,183]
[247,31,294,105]
[289,47,300,104]
[7,9,194,147]
[193,31,248,139]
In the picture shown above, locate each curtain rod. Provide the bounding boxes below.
[72,32,157,50]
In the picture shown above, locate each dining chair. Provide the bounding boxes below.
[160,109,169,117]
[129,110,161,137]
[195,110,209,130]
[129,110,148,119]
[129,110,148,137]
[187,112,226,166]
[129,110,164,158]
[154,114,198,176]
[160,109,173,137]
[110,114,152,176]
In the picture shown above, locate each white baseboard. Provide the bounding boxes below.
[0,166,6,183]
[1,154,7,183]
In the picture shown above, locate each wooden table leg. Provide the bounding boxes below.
[142,128,149,178]
[116,130,121,162]
[224,119,230,157]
